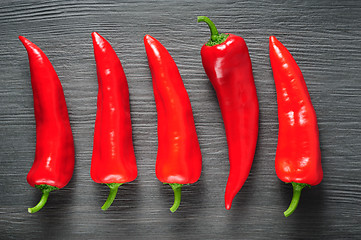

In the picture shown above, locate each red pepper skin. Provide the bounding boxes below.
[198,17,259,210]
[269,36,323,217]
[91,32,137,210]
[144,35,202,212]
[19,36,74,213]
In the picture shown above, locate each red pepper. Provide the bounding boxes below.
[19,36,75,213]
[269,36,323,217]
[144,35,202,212]
[91,32,137,210]
[198,17,259,210]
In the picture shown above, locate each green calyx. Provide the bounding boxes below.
[101,183,123,211]
[28,184,59,213]
[165,183,183,213]
[197,16,229,46]
[284,182,310,217]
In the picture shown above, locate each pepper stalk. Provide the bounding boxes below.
[165,183,183,213]
[197,16,229,46]
[101,183,123,211]
[284,182,310,217]
[28,185,58,213]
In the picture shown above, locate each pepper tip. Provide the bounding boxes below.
[269,36,278,45]
[92,32,107,47]
[144,34,156,46]
[144,34,152,41]
[224,197,233,210]
[225,203,231,210]
[18,35,27,44]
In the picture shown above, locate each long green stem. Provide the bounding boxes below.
[28,185,58,213]
[101,183,123,211]
[28,190,49,213]
[284,182,309,217]
[197,16,219,41]
[169,183,183,213]
[197,16,229,46]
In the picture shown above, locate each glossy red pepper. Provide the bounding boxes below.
[19,36,75,213]
[91,32,137,210]
[269,36,323,217]
[198,17,259,210]
[144,34,202,212]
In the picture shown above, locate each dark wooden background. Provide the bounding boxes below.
[1,0,360,239]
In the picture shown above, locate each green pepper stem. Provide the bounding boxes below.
[169,183,183,213]
[101,183,123,211]
[28,190,50,213]
[197,16,229,46]
[197,16,219,41]
[28,185,58,213]
[284,182,309,217]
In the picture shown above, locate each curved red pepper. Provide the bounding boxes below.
[269,36,323,217]
[91,32,137,210]
[19,36,75,213]
[198,17,259,210]
[144,35,202,212]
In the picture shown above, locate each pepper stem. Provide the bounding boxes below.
[168,183,183,213]
[284,182,309,217]
[197,16,219,41]
[28,184,58,213]
[28,190,49,213]
[197,16,229,46]
[101,183,123,211]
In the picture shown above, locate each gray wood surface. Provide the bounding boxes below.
[1,0,360,239]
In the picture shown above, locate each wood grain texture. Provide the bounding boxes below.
[0,0,360,239]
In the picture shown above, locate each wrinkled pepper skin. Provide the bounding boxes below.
[91,32,137,210]
[144,35,202,212]
[19,36,75,213]
[198,17,259,210]
[269,36,323,217]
